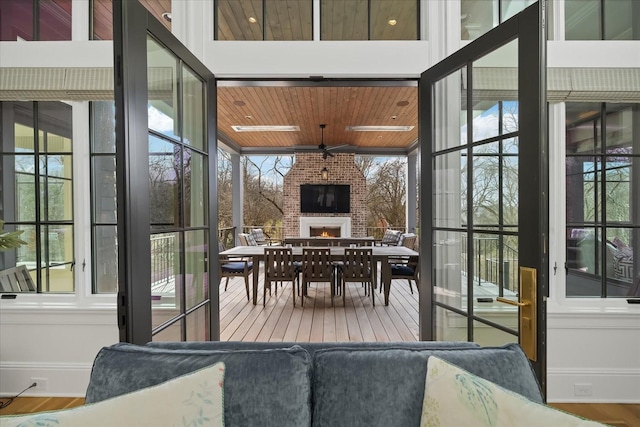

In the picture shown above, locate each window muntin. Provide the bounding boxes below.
[216,0,312,41]
[321,0,418,40]
[0,0,71,41]
[565,103,639,298]
[0,101,74,293]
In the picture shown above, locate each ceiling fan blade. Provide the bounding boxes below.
[325,144,351,151]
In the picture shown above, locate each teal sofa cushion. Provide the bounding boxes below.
[85,343,312,427]
[311,343,541,427]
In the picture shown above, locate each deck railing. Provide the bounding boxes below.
[461,234,519,295]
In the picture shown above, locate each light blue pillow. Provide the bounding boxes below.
[421,357,605,427]
[1,362,225,427]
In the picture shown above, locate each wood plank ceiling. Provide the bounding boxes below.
[217,85,418,152]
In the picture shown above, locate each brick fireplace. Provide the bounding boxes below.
[283,153,366,238]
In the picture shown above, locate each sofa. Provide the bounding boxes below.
[83,341,545,427]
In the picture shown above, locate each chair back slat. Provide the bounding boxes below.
[342,248,373,280]
[302,248,332,280]
[265,247,295,280]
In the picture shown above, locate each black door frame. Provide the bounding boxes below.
[418,1,548,391]
[112,0,219,344]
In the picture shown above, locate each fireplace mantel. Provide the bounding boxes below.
[299,217,351,238]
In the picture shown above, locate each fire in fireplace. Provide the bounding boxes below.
[310,227,341,238]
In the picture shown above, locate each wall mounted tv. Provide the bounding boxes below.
[300,184,350,214]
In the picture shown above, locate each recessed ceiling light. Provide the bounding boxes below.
[161,12,172,22]
[232,125,300,132]
[396,100,409,107]
[391,115,397,120]
[248,17,257,23]
[346,125,414,132]
[244,115,253,119]
[388,19,397,26]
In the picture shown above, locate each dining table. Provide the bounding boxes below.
[219,244,419,306]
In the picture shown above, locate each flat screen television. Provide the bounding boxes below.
[300,184,350,214]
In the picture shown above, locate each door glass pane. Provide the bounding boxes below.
[147,36,179,140]
[434,67,467,152]
[184,149,207,228]
[503,138,519,227]
[14,155,36,222]
[472,40,518,142]
[14,123,35,152]
[151,232,181,317]
[566,227,603,297]
[566,105,600,154]
[472,143,500,229]
[434,305,468,341]
[152,321,183,341]
[185,230,208,310]
[186,305,210,341]
[434,150,466,228]
[473,320,517,347]
[149,135,180,229]
[434,230,465,310]
[91,101,116,153]
[92,156,117,222]
[565,0,601,40]
[182,65,205,151]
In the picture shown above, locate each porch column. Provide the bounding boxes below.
[231,152,243,245]
[407,150,418,233]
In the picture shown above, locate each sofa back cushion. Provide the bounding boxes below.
[311,343,541,427]
[85,343,312,427]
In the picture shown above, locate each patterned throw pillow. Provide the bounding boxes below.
[420,356,605,427]
[0,362,225,427]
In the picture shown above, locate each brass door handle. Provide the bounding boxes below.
[496,297,530,307]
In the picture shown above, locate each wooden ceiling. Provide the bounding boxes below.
[92,0,171,40]
[217,84,418,153]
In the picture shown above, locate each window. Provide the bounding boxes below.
[90,0,171,40]
[215,0,312,41]
[0,102,74,292]
[565,0,639,40]
[461,0,536,41]
[0,0,72,41]
[91,102,118,293]
[566,103,640,297]
[321,0,418,40]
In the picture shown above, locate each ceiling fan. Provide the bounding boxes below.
[316,124,350,159]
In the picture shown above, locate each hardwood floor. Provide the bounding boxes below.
[1,276,639,425]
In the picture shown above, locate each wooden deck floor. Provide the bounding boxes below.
[219,271,419,343]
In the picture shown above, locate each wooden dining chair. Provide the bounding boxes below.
[339,248,374,306]
[301,248,334,307]
[218,241,253,301]
[264,247,300,307]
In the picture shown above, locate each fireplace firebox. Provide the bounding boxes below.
[309,227,341,238]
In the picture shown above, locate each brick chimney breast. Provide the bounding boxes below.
[283,153,367,238]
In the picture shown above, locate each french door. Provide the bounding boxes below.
[419,2,548,391]
[112,0,219,344]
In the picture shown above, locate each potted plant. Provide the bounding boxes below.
[0,219,27,251]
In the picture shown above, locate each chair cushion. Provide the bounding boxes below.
[380,229,402,245]
[85,343,313,427]
[420,356,605,427]
[245,233,258,246]
[391,264,415,276]
[311,343,542,427]
[221,261,253,272]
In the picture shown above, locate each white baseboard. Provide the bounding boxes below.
[547,368,640,403]
[0,362,92,397]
